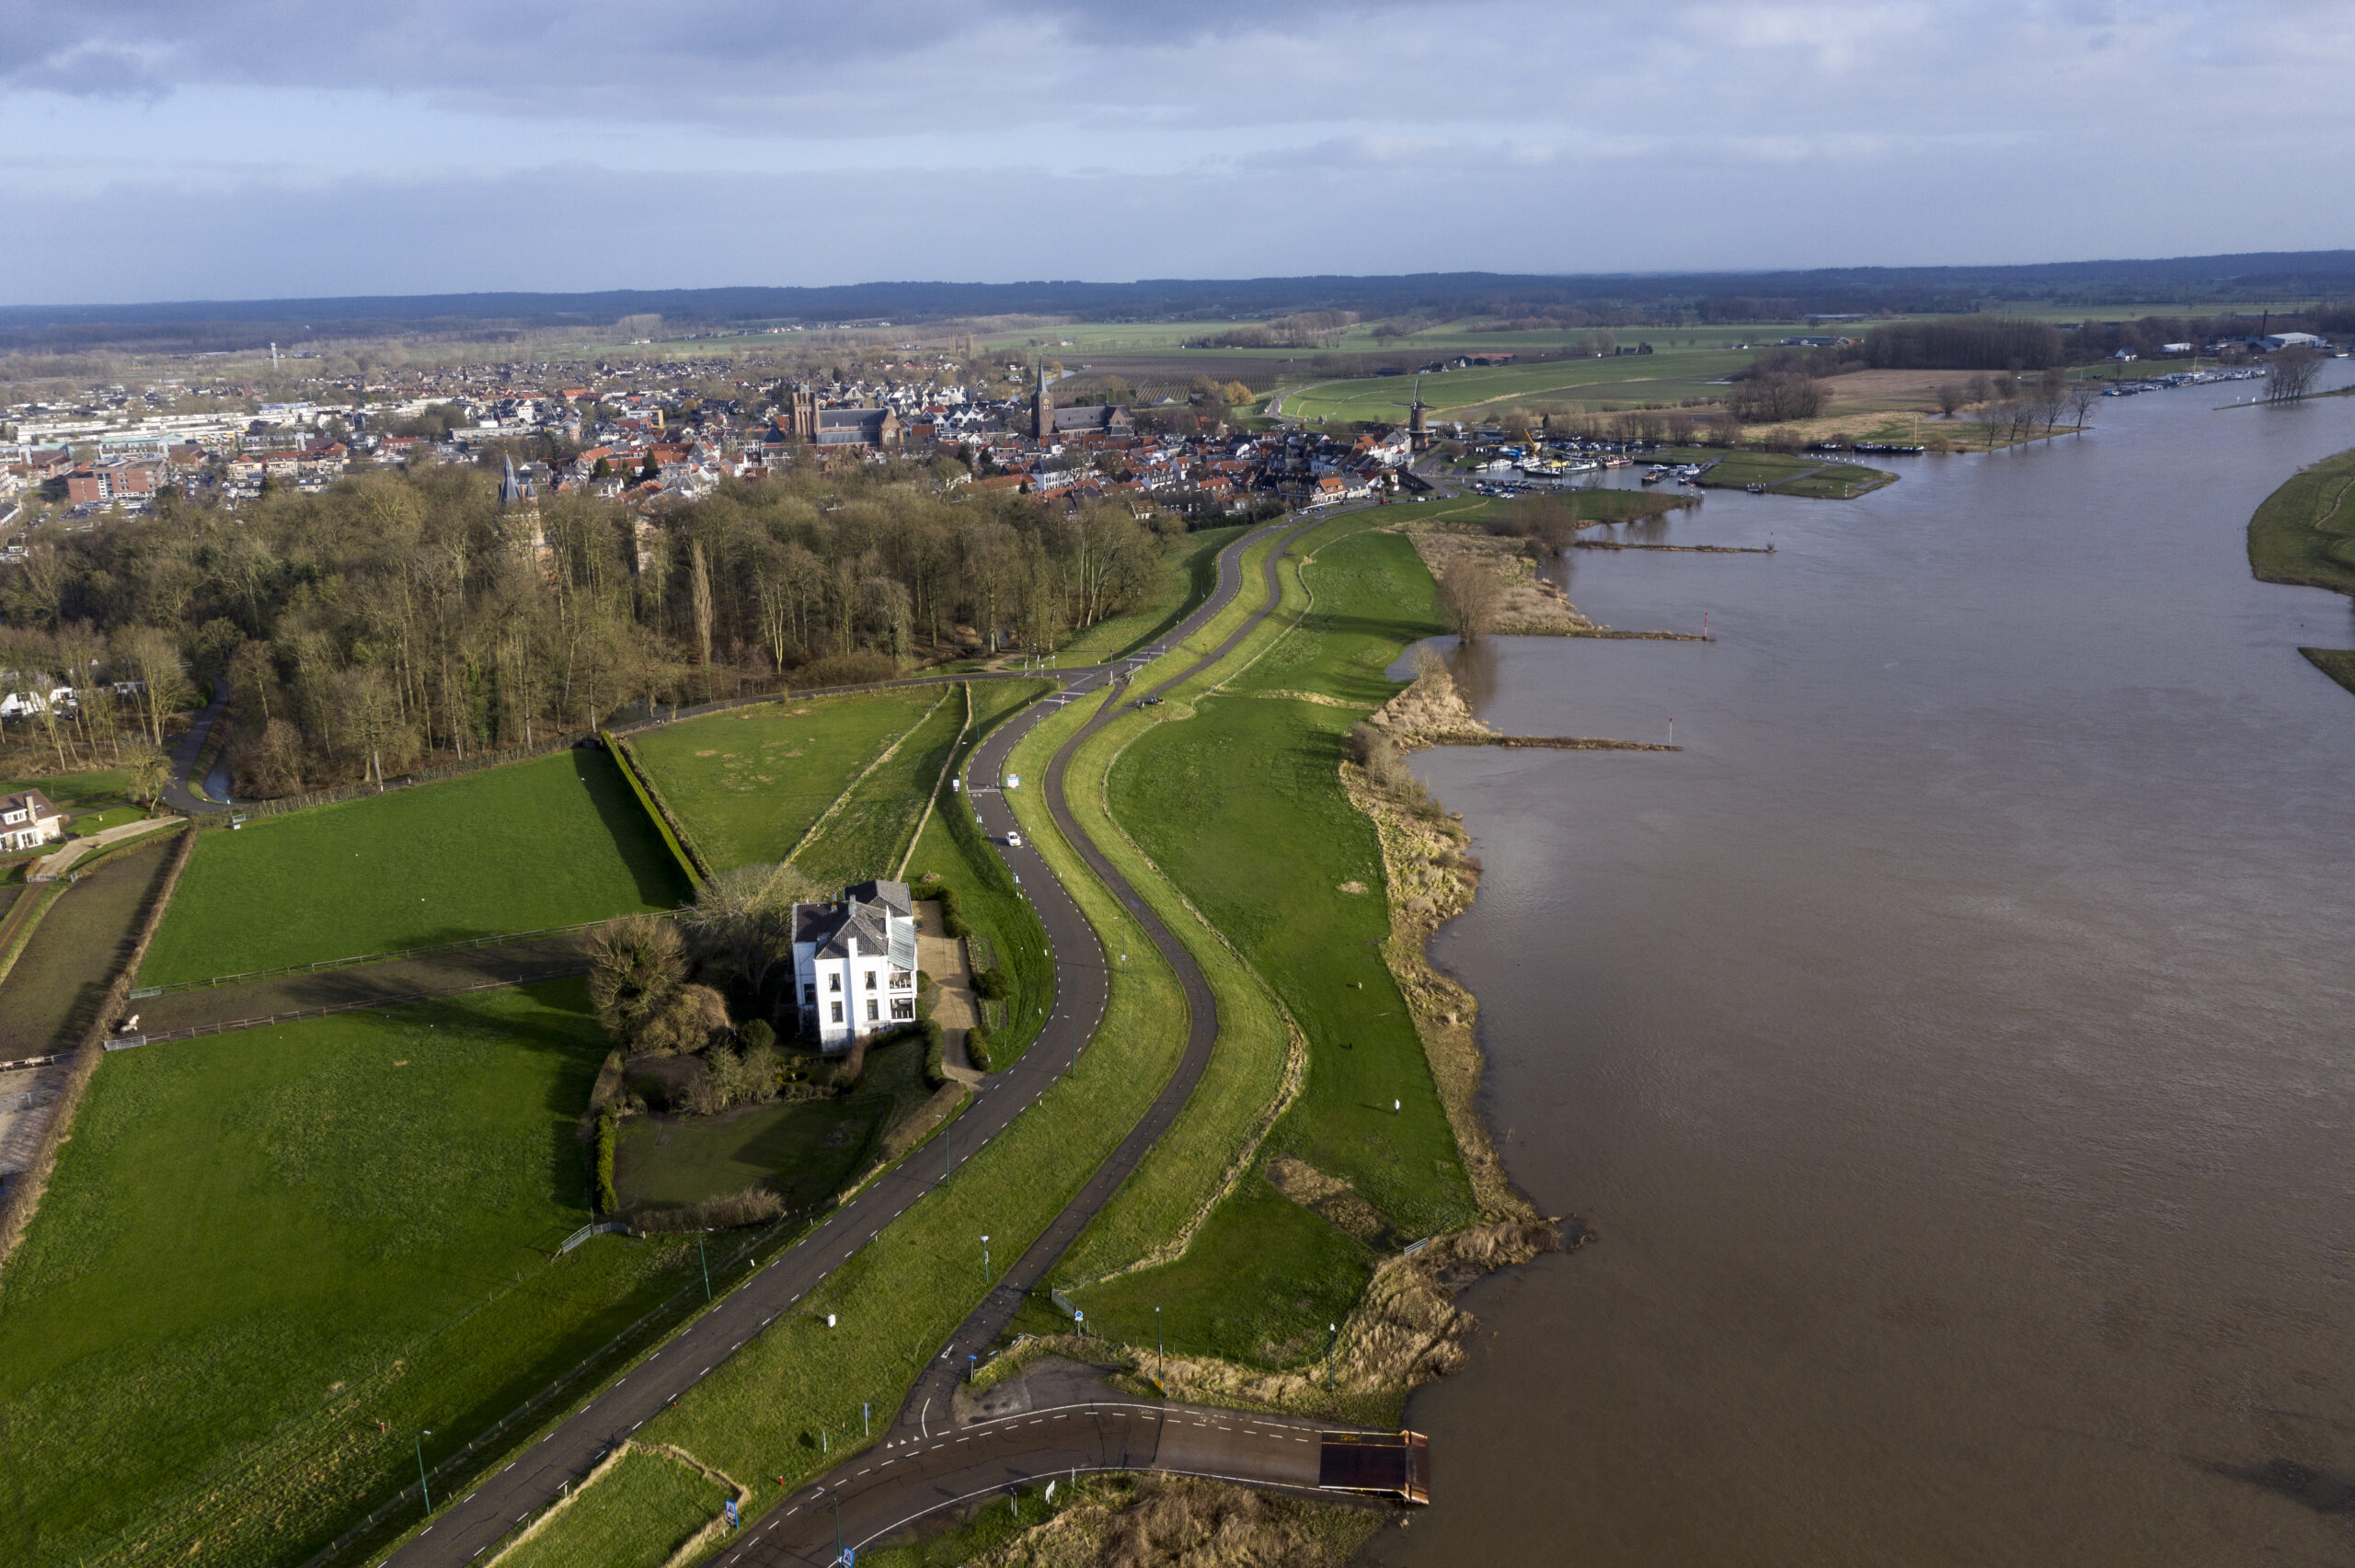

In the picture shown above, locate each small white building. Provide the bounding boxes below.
[0,789,64,853]
[2257,331,2323,353]
[791,879,920,1051]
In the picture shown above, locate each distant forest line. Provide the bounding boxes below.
[9,250,2355,355]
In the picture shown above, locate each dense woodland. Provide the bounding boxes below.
[0,462,1176,795]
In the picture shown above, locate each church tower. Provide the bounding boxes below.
[1031,363,1054,441]
[1408,374,1432,452]
[790,384,819,442]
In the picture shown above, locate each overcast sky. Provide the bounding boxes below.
[3,1,2350,305]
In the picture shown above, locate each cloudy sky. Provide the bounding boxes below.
[3,1,2349,305]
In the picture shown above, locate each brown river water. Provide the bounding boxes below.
[1364,372,2355,1566]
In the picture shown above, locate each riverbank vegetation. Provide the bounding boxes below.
[2247,446,2355,696]
[137,747,688,985]
[0,982,704,1568]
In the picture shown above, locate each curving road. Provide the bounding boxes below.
[382,516,1335,1568]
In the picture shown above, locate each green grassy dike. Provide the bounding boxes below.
[432,550,1284,1563]
[419,509,1489,1564]
[2247,445,2355,697]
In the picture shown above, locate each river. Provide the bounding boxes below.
[1367,374,2355,1565]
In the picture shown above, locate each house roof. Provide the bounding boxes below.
[3,789,59,818]
[796,880,915,964]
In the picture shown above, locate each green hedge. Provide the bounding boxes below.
[595,1107,619,1213]
[600,732,706,888]
[964,1022,994,1074]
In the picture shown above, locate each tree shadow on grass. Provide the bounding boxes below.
[575,746,697,910]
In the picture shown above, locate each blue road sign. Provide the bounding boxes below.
[725,1498,738,1528]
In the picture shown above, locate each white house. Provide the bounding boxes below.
[791,879,920,1051]
[0,790,64,853]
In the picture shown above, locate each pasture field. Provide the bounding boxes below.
[0,766,133,808]
[1108,519,1476,1230]
[1281,349,1752,423]
[498,1448,727,1568]
[626,689,939,873]
[2248,445,2355,597]
[0,833,173,1056]
[0,982,702,1568]
[1058,522,1250,661]
[138,750,689,986]
[1646,445,1898,498]
[794,688,959,887]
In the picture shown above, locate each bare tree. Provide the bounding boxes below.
[1438,558,1504,641]
[589,914,689,1053]
[2267,345,2325,404]
[2065,381,2099,433]
[1935,383,1966,418]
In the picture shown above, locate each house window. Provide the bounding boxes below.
[866,999,879,1022]
[890,998,914,1021]
[828,973,842,993]
[803,983,816,1005]
[829,1001,844,1024]
[890,968,913,990]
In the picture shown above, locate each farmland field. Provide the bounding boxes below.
[138,750,689,986]
[0,981,700,1568]
[626,690,939,873]
[793,688,960,887]
[1281,349,1752,423]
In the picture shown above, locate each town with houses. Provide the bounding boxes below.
[0,350,1435,563]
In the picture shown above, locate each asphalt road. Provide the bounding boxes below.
[722,1398,1342,1567]
[381,516,1325,1568]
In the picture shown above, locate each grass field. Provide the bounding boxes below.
[2303,647,2355,696]
[1281,350,1753,424]
[0,982,705,1568]
[1644,444,1900,498]
[1059,523,1250,660]
[2248,445,2355,597]
[0,832,172,1056]
[627,690,939,873]
[794,688,960,887]
[0,766,132,808]
[2247,446,2355,700]
[500,1448,727,1568]
[617,1037,935,1216]
[139,750,690,987]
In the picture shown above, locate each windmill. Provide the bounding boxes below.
[1377,373,1436,452]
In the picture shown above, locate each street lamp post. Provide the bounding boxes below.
[1327,1322,1338,1391]
[415,1430,434,1516]
[981,1234,991,1277]
[817,1482,843,1566]
[697,1232,711,1302]
[1155,1305,1165,1388]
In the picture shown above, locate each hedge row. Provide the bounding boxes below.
[595,1108,619,1214]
